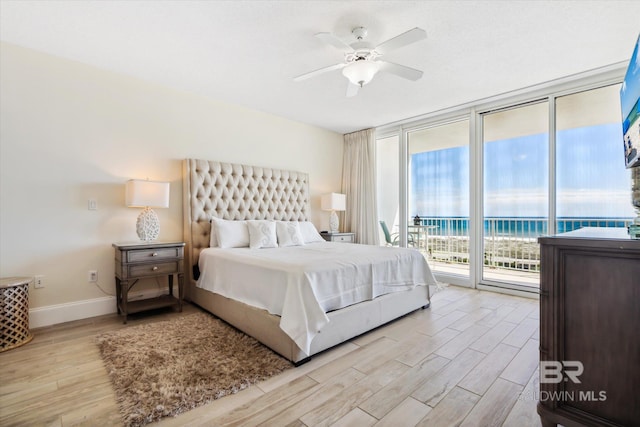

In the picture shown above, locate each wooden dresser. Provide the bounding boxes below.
[537,228,640,427]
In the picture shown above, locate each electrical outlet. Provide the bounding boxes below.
[88,199,97,210]
[88,270,98,282]
[34,275,44,288]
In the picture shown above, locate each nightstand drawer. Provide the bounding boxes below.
[322,232,355,243]
[126,247,182,262]
[128,261,179,278]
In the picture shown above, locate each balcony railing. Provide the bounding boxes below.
[409,217,633,273]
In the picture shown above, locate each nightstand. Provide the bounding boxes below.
[113,241,185,323]
[321,232,355,243]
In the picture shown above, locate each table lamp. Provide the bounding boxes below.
[125,179,170,241]
[321,193,346,233]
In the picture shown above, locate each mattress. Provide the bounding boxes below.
[197,241,437,354]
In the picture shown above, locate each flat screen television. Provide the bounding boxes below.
[621,33,640,168]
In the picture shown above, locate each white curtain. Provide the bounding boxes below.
[342,128,380,245]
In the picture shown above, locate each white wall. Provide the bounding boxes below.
[0,42,344,325]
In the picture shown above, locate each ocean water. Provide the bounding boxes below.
[415,217,631,238]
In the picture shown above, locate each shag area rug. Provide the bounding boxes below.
[96,312,292,427]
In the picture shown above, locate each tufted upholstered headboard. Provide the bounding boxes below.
[182,159,311,285]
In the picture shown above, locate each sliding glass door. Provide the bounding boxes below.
[375,77,633,293]
[555,84,634,231]
[482,102,549,288]
[407,120,470,278]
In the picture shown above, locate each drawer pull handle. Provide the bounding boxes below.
[151,252,158,257]
[152,266,158,271]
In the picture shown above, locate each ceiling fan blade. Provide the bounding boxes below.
[293,63,346,82]
[375,27,427,54]
[315,32,354,52]
[379,61,423,81]
[346,82,360,97]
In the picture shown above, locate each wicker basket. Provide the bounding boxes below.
[1,277,34,352]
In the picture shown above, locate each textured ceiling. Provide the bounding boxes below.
[1,0,639,134]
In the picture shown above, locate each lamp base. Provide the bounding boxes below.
[136,207,160,241]
[329,210,339,233]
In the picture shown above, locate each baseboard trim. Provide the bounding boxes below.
[29,296,116,328]
[29,288,170,328]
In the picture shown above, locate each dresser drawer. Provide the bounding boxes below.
[128,261,179,278]
[126,247,182,262]
[333,234,353,242]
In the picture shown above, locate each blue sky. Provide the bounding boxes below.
[410,123,635,218]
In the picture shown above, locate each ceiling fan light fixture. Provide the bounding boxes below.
[342,60,380,87]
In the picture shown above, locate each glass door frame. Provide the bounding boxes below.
[379,113,476,288]
[475,98,551,294]
[376,64,625,296]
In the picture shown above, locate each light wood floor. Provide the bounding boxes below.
[0,286,543,426]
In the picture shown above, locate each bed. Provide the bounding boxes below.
[182,159,437,364]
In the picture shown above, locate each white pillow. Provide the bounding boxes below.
[298,221,325,243]
[216,219,250,248]
[276,221,305,247]
[209,218,219,247]
[247,220,278,249]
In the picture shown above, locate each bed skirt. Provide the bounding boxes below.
[188,284,430,364]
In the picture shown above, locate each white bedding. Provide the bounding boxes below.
[197,242,437,354]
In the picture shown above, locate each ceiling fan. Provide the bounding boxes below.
[294,26,427,97]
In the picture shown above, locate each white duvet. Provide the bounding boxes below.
[197,242,437,354]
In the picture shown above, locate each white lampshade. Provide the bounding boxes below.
[125,180,170,208]
[342,60,380,87]
[125,179,170,241]
[321,193,346,211]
